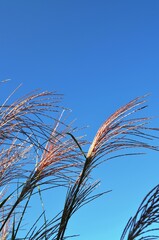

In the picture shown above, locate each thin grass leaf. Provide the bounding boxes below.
[24,211,46,239]
[37,185,47,240]
[13,190,33,239]
[11,213,16,240]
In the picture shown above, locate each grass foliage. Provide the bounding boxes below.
[0,84,159,239]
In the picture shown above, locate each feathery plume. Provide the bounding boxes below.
[87,95,158,162]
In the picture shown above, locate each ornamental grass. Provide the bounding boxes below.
[0,83,159,239]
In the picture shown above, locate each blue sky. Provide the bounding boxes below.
[0,1,159,239]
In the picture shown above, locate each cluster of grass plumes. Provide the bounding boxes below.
[0,83,159,239]
[0,84,86,239]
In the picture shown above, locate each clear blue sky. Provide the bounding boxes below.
[0,1,159,239]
